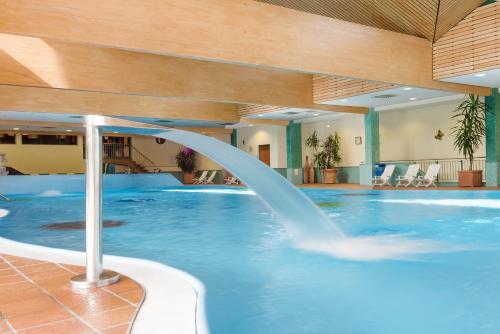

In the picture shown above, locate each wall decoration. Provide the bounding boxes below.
[434,129,444,140]
[355,136,362,145]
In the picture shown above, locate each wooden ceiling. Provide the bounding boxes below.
[255,0,485,41]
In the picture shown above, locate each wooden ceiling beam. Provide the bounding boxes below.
[0,33,365,114]
[0,85,239,123]
[239,118,290,126]
[0,0,490,95]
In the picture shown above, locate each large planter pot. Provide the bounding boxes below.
[183,171,195,184]
[322,169,338,184]
[458,170,483,187]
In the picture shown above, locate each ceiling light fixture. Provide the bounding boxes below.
[66,129,73,132]
[474,73,486,77]
[403,87,412,91]
[248,124,254,127]
[341,99,349,102]
[409,97,417,101]
[326,124,331,128]
[13,127,19,130]
[313,113,320,116]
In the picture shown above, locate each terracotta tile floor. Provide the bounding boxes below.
[0,254,144,334]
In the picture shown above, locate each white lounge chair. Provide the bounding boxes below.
[372,164,395,187]
[203,171,217,184]
[415,164,440,187]
[224,176,240,185]
[395,164,420,187]
[193,170,208,184]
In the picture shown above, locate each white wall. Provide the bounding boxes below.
[301,115,365,167]
[131,133,231,172]
[379,98,486,161]
[236,125,287,168]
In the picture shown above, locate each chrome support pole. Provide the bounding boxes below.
[71,116,119,289]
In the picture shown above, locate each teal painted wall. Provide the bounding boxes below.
[286,122,302,168]
[486,88,500,186]
[230,130,237,147]
[286,121,303,184]
[360,108,380,185]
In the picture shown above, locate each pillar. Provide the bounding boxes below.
[360,108,380,185]
[71,116,119,288]
[230,129,237,147]
[286,121,303,184]
[486,88,500,186]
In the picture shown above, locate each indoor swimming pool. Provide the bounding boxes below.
[1,186,500,334]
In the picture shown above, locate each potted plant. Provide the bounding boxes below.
[175,147,196,184]
[451,94,489,187]
[305,131,342,184]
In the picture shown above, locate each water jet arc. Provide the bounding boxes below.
[96,116,345,240]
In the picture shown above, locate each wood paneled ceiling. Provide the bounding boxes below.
[255,0,485,41]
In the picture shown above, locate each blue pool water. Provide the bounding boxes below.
[2,187,500,334]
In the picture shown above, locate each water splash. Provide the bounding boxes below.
[39,190,63,197]
[297,235,468,261]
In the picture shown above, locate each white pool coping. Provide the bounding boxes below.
[0,237,209,334]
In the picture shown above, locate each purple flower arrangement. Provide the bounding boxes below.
[175,147,196,173]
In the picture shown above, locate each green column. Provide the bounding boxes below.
[230,129,237,147]
[486,88,500,186]
[286,121,303,184]
[360,108,380,185]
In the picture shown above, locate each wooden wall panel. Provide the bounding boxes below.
[313,75,398,104]
[433,2,500,80]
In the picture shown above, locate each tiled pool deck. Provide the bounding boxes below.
[0,254,144,334]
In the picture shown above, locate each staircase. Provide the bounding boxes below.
[103,143,154,174]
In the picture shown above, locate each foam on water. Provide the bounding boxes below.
[297,235,467,261]
[39,190,63,197]
[374,199,500,209]
[163,188,256,196]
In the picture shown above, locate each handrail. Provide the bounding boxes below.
[130,145,155,166]
[379,157,486,182]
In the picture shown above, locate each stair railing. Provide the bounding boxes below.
[130,145,155,169]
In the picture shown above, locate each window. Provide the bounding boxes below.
[0,133,16,144]
[22,134,78,145]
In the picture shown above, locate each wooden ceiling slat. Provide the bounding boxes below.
[255,0,482,41]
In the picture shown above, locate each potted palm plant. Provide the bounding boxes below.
[452,94,488,187]
[305,131,342,184]
[175,147,196,184]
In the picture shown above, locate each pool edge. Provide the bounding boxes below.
[0,236,209,334]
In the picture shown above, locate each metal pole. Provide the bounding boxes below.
[71,116,119,289]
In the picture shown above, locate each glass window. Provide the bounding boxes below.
[22,134,78,145]
[0,133,16,144]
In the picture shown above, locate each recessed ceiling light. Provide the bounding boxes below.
[474,73,486,77]
[258,114,264,117]
[248,124,253,127]
[403,87,412,91]
[313,113,320,116]
[13,127,19,130]
[341,99,349,102]
[66,129,73,132]
[113,132,119,134]
[326,124,331,128]
[409,97,417,101]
